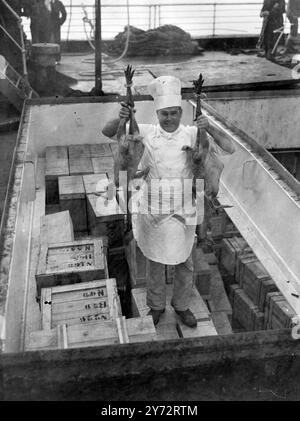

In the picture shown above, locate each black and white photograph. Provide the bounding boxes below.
[0,0,300,404]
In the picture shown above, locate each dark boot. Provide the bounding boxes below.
[148,308,165,326]
[174,309,197,328]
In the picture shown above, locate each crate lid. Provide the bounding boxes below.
[68,144,91,158]
[59,175,85,199]
[90,143,113,158]
[87,194,125,221]
[92,156,114,174]
[83,173,109,195]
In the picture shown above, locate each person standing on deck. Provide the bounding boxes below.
[285,0,300,52]
[258,0,286,59]
[49,0,67,62]
[102,76,235,327]
[24,0,52,44]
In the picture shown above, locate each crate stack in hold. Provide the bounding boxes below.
[36,237,109,297]
[30,208,157,351]
[208,205,239,240]
[264,291,296,329]
[26,277,156,351]
[45,143,126,246]
[218,235,294,332]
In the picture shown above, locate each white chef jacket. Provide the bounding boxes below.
[130,123,208,265]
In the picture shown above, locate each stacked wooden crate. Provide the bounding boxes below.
[230,285,265,331]
[219,236,254,288]
[68,144,93,175]
[236,256,278,312]
[219,235,282,331]
[26,278,156,350]
[45,143,115,198]
[35,238,109,297]
[89,143,115,178]
[208,206,238,240]
[264,291,296,329]
[86,191,125,247]
[25,316,156,351]
[41,278,122,329]
[45,142,126,243]
[67,143,115,177]
[40,210,74,245]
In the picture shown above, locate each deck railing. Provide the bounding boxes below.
[21,1,276,42]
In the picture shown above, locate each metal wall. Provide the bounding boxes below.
[207,94,300,150]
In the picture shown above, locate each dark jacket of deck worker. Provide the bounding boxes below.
[24,0,66,60]
[49,0,67,61]
[260,0,286,57]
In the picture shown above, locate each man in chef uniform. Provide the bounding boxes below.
[102,75,234,327]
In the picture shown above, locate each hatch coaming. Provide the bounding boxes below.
[206,90,300,150]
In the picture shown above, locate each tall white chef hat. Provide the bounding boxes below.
[148,75,182,111]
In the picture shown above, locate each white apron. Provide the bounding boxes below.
[131,123,204,265]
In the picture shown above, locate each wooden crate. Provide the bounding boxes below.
[58,175,87,232]
[40,211,74,245]
[177,319,217,338]
[192,246,211,298]
[230,284,263,331]
[126,316,157,343]
[68,144,91,158]
[82,173,109,195]
[125,238,149,288]
[45,146,69,204]
[264,292,296,329]
[69,156,93,176]
[131,287,180,340]
[25,322,118,351]
[92,156,115,177]
[25,315,156,351]
[258,278,279,312]
[41,278,121,329]
[90,143,113,158]
[86,193,125,247]
[264,291,283,329]
[219,236,253,282]
[238,258,271,307]
[36,238,108,296]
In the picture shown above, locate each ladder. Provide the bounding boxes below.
[0,55,39,111]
